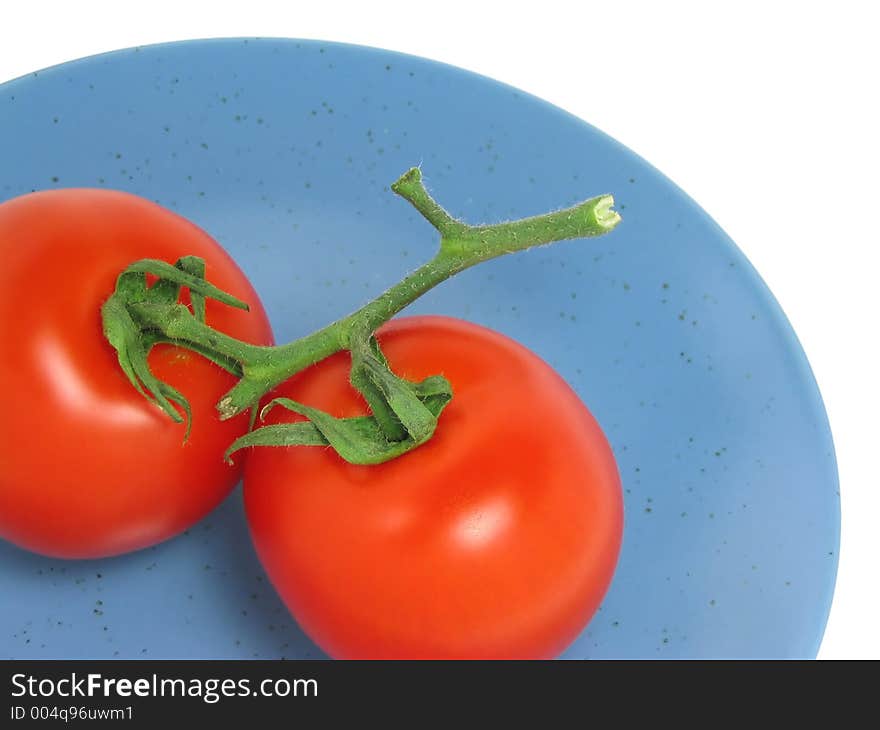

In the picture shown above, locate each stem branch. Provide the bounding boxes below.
[104,166,621,431]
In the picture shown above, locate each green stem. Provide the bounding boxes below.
[215,249,466,418]
[104,167,620,425]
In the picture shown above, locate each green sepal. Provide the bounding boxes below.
[224,371,452,465]
[149,256,208,321]
[349,333,448,444]
[101,295,185,425]
[348,335,407,442]
[119,258,249,312]
[101,256,252,440]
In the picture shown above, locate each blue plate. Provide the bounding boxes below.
[0,39,839,659]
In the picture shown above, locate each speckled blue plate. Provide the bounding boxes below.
[0,38,839,659]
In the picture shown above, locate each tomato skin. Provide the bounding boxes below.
[244,316,622,659]
[0,189,273,558]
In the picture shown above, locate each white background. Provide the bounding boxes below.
[2,1,876,659]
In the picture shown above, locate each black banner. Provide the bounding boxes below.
[0,660,861,725]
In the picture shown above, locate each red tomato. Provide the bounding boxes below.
[244,316,622,659]
[0,189,273,558]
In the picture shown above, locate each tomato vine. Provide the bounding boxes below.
[101,167,621,464]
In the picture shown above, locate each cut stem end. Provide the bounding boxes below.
[594,195,621,231]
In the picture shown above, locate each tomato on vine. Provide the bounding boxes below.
[245,315,622,658]
[0,189,273,558]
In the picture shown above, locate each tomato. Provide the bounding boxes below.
[0,189,273,558]
[244,316,622,659]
